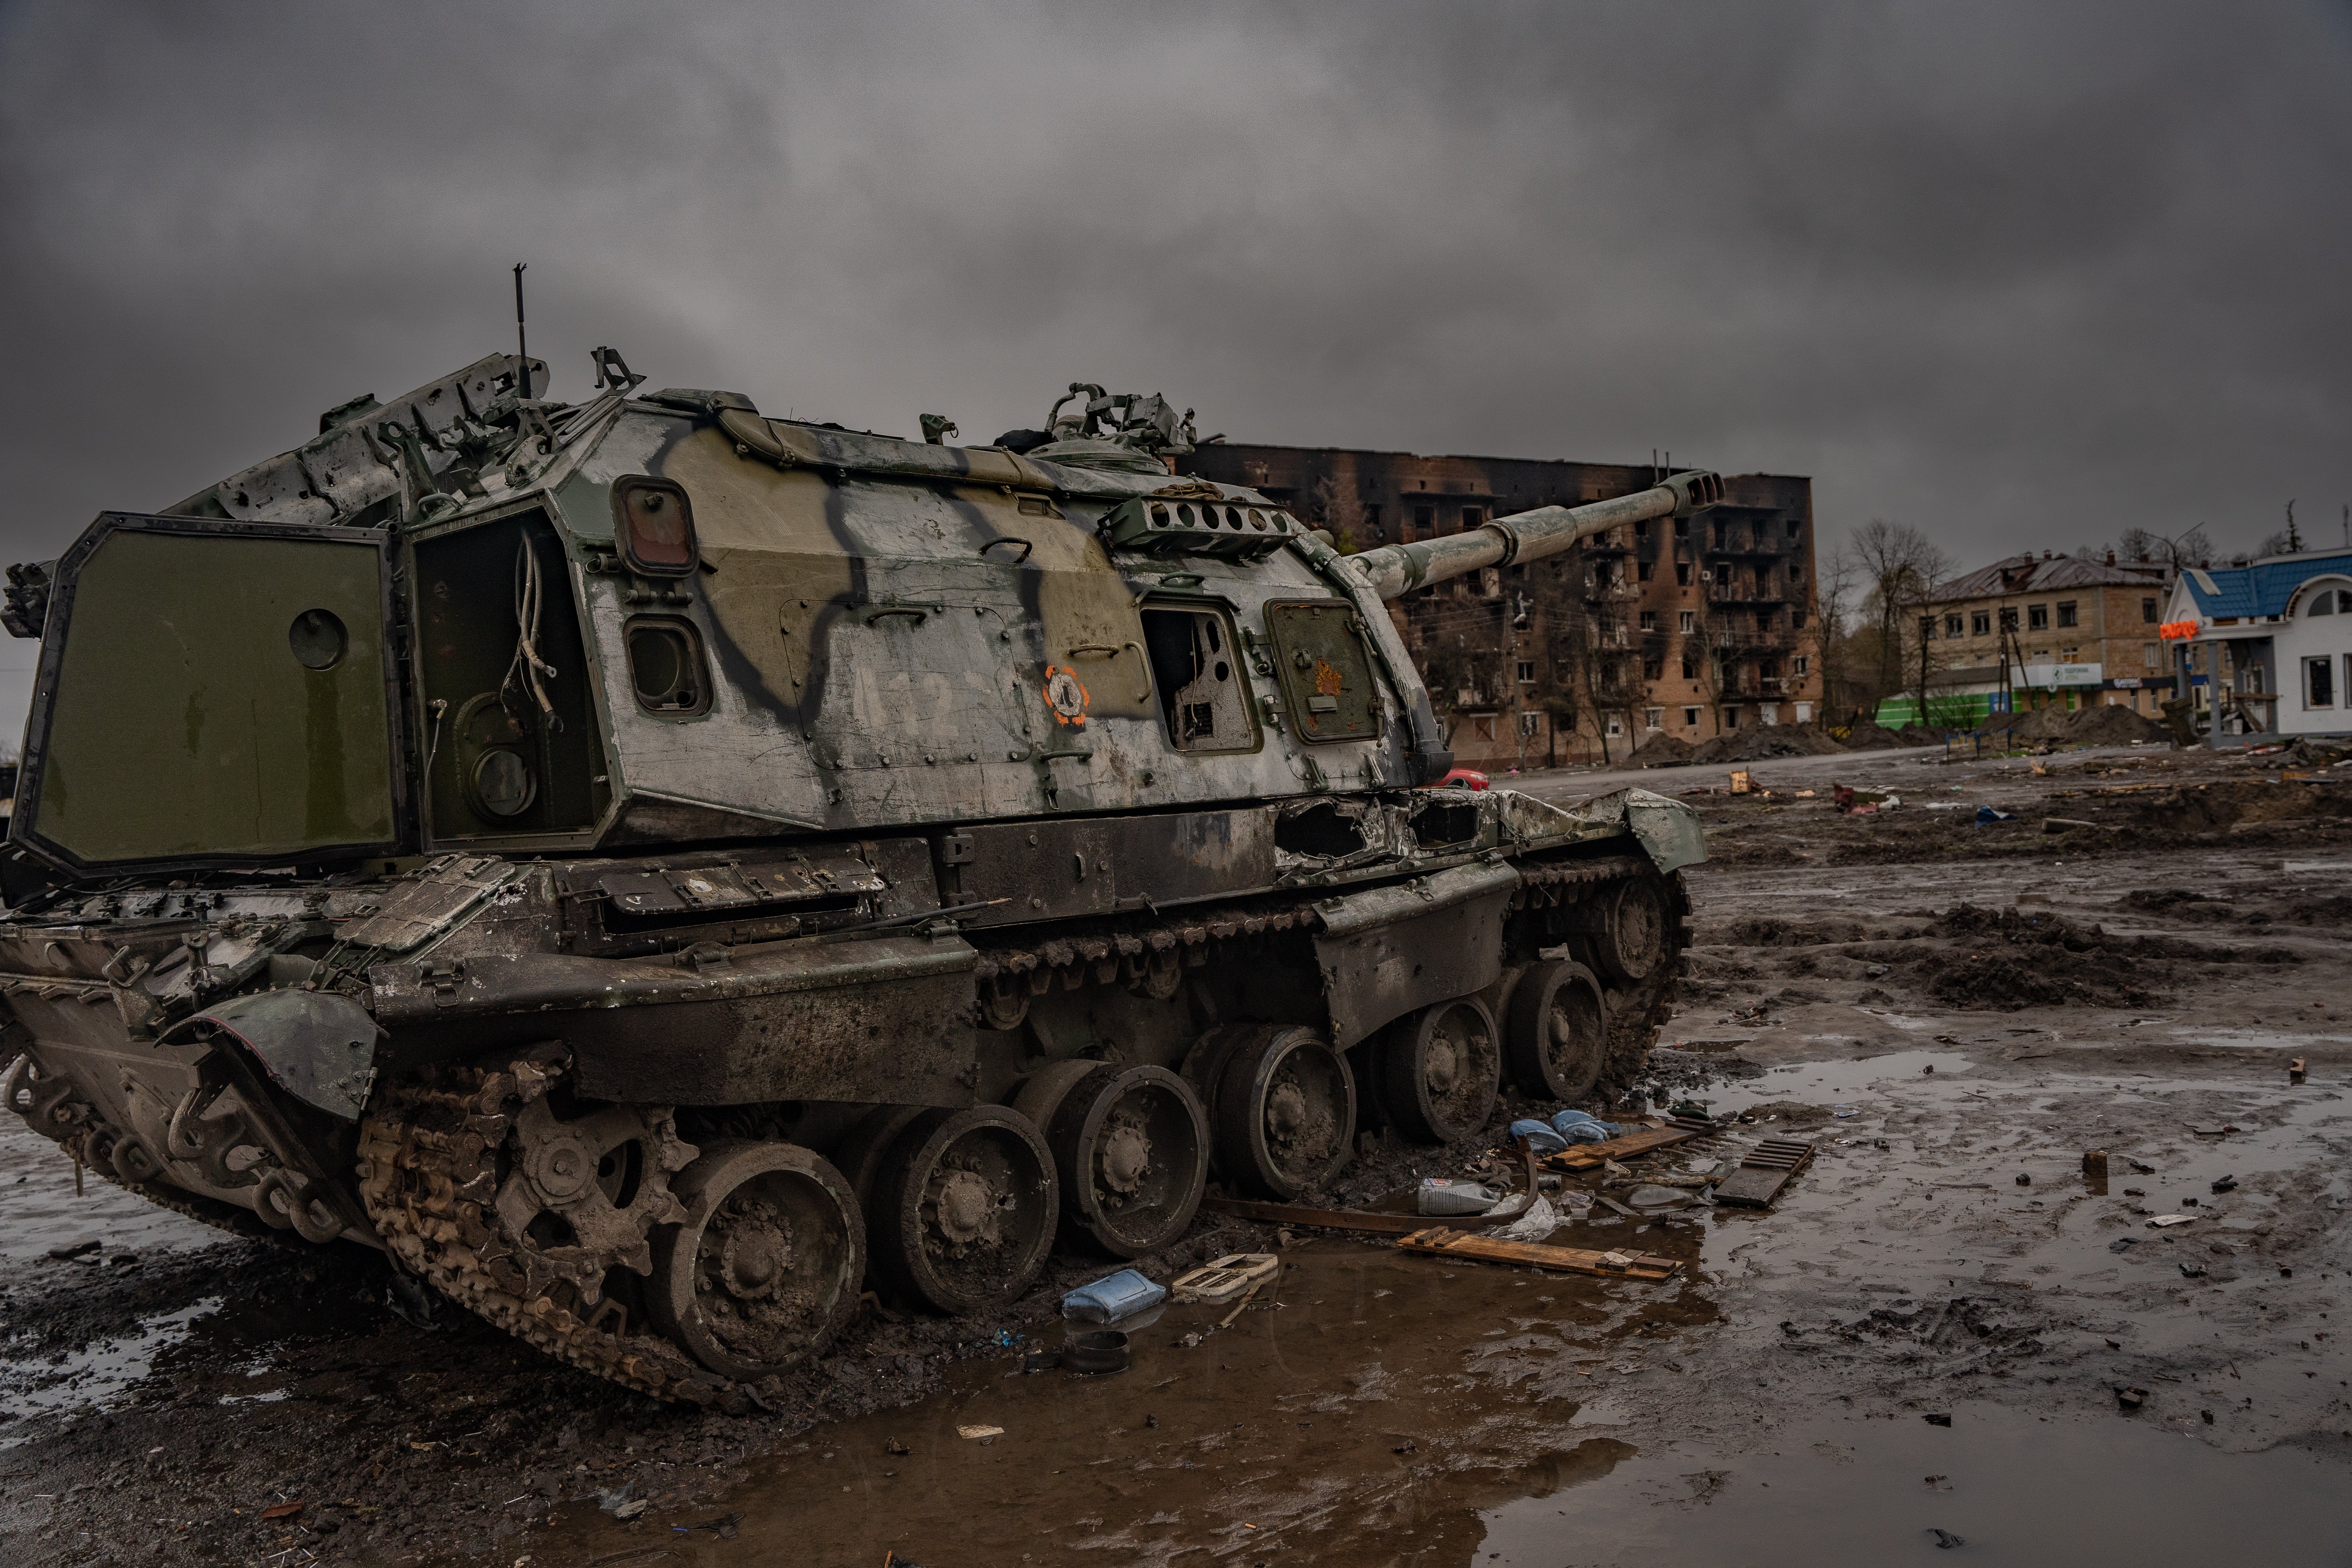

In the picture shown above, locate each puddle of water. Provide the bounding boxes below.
[0,1296,221,1439]
[1477,1402,2352,1564]
[0,1110,226,1261]
[524,1231,1706,1566]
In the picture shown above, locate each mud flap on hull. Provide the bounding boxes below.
[1310,862,1518,1049]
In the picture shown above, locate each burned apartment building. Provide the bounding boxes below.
[1181,443,1820,769]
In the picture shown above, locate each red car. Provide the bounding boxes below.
[1429,767,1489,790]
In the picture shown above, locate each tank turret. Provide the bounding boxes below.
[0,350,1711,1407]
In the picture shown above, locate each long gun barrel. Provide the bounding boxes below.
[1346,470,1724,600]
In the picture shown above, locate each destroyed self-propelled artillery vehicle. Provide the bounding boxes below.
[0,352,1714,1404]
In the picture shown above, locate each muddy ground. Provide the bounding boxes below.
[4,740,2350,1566]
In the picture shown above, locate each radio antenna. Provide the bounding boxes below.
[512,262,530,392]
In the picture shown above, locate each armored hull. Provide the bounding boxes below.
[0,356,1709,1404]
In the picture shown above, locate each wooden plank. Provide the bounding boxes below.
[1395,1227,1682,1281]
[1540,1118,1714,1172]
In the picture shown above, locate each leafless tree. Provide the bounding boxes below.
[1812,547,1860,723]
[1838,519,1952,725]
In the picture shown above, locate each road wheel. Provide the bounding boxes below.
[1376,996,1501,1143]
[1503,960,1608,1103]
[1593,877,1669,984]
[648,1140,863,1382]
[1020,1063,1207,1257]
[1210,1025,1356,1199]
[870,1106,1056,1314]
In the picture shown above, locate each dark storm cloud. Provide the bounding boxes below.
[3,0,2348,595]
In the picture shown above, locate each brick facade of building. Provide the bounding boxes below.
[1181,443,1820,769]
[1892,552,2177,724]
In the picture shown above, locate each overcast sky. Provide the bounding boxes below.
[3,2,2348,738]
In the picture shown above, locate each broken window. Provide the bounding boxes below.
[1644,707,1664,730]
[1639,610,1658,631]
[1791,609,1808,630]
[1675,562,1692,587]
[1793,654,1809,677]
[1637,561,1654,583]
[2141,597,2158,623]
[1643,656,1663,680]
[1461,505,1484,531]
[1944,613,1964,637]
[1681,653,1698,679]
[1141,605,1256,752]
[1363,504,1384,543]
[2028,604,2050,631]
[1516,660,1536,683]
[1520,712,1543,737]
[1473,716,1496,742]
[1605,714,1624,737]
[2057,601,2078,628]
[2306,656,2335,709]
[1682,706,1700,728]
[2143,642,2158,668]
[1679,610,1696,634]
[1972,610,1991,636]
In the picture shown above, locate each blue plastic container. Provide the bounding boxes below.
[1060,1269,1167,1323]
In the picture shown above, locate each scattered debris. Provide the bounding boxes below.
[2211,1174,2238,1194]
[44,1237,100,1261]
[1712,1138,1817,1209]
[1062,1269,1167,1323]
[2109,1237,2138,1252]
[956,1425,1005,1441]
[1923,1412,1952,1427]
[1021,1348,1062,1374]
[2289,1057,2306,1086]
[2015,1172,2032,1186]
[1169,1254,1281,1305]
[2148,1214,2197,1228]
[1062,1330,1132,1376]
[1395,1228,1681,1281]
[2116,1387,2148,1411]
[1927,1528,1967,1549]
[259,1501,304,1521]
[1416,1178,1502,1215]
[2082,1150,2108,1176]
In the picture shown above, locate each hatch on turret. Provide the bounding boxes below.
[12,514,407,873]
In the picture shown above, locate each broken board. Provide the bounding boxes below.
[1395,1228,1682,1282]
[1540,1116,1717,1172]
[1710,1137,1815,1209]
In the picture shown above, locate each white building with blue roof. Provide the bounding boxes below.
[2164,550,2352,741]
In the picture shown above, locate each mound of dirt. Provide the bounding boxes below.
[1688,724,1847,764]
[2063,703,2171,746]
[1908,902,2298,1011]
[1839,720,1912,750]
[2128,778,2352,831]
[1627,731,1694,768]
[1720,915,1869,946]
